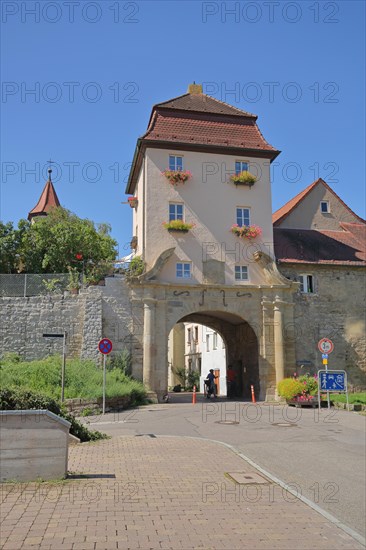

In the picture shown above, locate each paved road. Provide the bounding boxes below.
[1,436,364,549]
[85,397,366,540]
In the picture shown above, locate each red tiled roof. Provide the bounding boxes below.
[142,110,276,151]
[154,93,257,117]
[126,89,279,193]
[28,178,60,221]
[274,226,366,266]
[272,178,365,226]
[272,180,320,225]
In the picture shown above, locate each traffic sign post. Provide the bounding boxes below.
[317,338,334,409]
[318,338,334,354]
[98,339,113,414]
[317,370,349,411]
[43,332,67,402]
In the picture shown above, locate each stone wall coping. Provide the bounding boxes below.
[0,409,71,429]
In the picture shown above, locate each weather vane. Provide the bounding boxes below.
[47,159,54,179]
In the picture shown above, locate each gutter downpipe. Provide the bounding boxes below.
[142,151,146,260]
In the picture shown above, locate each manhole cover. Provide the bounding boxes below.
[215,420,239,425]
[226,472,270,484]
[271,422,297,427]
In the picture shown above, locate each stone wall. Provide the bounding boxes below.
[0,277,136,366]
[1,270,365,393]
[278,264,366,389]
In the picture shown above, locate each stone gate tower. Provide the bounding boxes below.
[125,84,298,401]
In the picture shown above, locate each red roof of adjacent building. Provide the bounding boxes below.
[28,171,60,221]
[274,226,366,266]
[272,178,365,226]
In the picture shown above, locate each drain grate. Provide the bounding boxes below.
[226,472,270,484]
[271,422,297,427]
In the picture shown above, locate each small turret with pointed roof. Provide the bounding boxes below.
[28,168,61,222]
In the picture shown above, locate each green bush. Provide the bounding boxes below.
[277,378,304,400]
[0,387,108,442]
[0,355,147,404]
[126,256,145,278]
[0,352,21,365]
[298,374,318,396]
[277,375,318,400]
[172,366,187,388]
[107,349,132,376]
[186,371,200,391]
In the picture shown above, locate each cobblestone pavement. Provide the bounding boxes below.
[0,436,364,550]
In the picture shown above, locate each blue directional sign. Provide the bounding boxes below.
[319,370,346,392]
[322,354,329,359]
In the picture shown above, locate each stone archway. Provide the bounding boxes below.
[174,310,259,400]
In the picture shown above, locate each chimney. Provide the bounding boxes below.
[188,82,202,94]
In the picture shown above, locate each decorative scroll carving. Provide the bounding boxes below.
[173,291,190,297]
[220,289,228,306]
[199,289,207,306]
[139,248,175,281]
[253,251,291,285]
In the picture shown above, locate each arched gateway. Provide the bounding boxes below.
[174,311,259,399]
[124,84,298,401]
[128,275,297,402]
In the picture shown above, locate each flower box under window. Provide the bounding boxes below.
[127,196,138,208]
[163,220,194,233]
[230,171,257,186]
[231,224,262,239]
[162,169,192,186]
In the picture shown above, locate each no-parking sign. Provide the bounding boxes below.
[98,338,113,355]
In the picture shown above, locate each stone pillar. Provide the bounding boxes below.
[143,298,156,390]
[274,296,285,396]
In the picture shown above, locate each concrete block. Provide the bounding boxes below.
[0,410,71,481]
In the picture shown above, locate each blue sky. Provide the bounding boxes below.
[1,0,365,256]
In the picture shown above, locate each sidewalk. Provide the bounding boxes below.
[1,436,363,550]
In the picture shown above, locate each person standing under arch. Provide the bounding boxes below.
[205,369,218,398]
[227,365,236,399]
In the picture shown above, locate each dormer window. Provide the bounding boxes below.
[169,155,183,171]
[235,161,248,175]
[320,201,330,213]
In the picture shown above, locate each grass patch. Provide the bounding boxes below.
[0,354,147,405]
[329,392,366,405]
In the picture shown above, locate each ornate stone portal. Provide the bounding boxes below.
[128,249,298,402]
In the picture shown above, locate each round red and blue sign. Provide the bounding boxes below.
[98,338,113,355]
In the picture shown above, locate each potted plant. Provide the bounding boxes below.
[161,169,192,186]
[67,267,81,294]
[84,261,113,286]
[277,374,319,407]
[127,196,138,208]
[230,170,257,186]
[230,224,262,239]
[163,220,194,233]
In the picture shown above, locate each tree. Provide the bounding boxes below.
[0,208,118,274]
[0,221,26,273]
